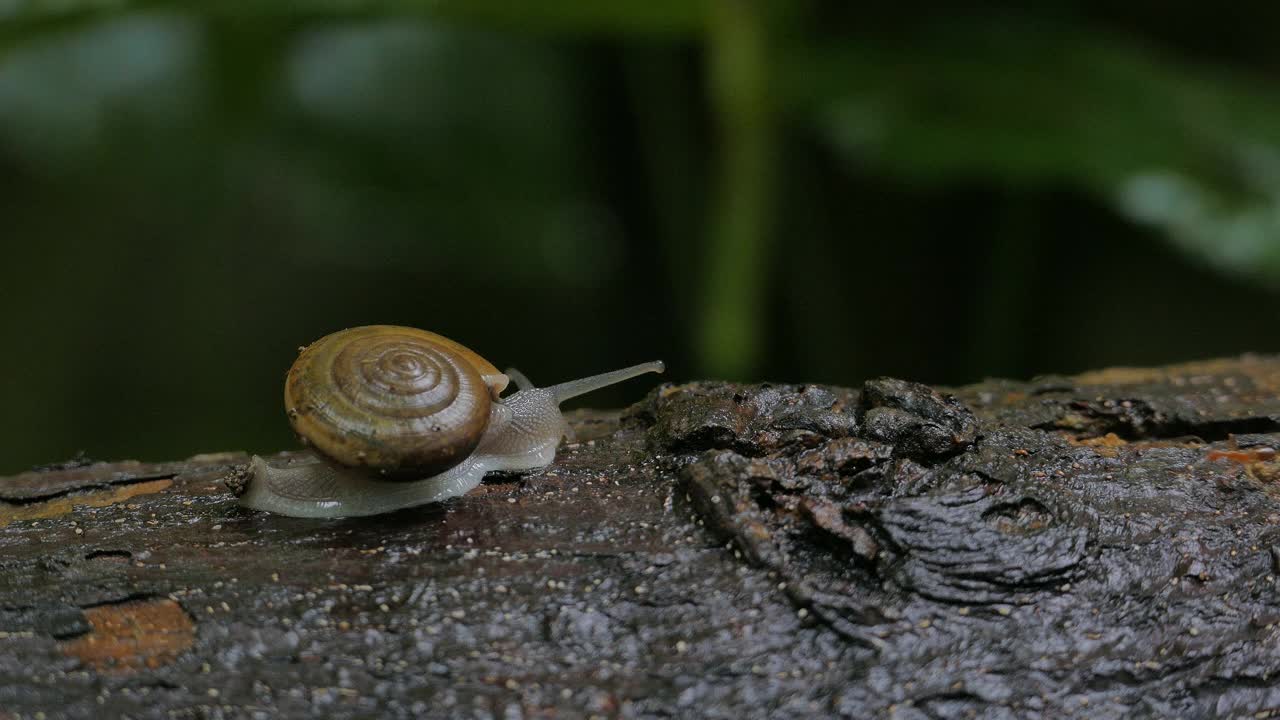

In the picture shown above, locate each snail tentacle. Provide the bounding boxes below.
[504,367,535,392]
[547,361,666,403]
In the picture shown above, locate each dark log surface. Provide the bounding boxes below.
[3,356,1280,719]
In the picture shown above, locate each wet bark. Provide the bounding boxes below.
[2,355,1280,719]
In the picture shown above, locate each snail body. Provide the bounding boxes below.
[240,325,663,518]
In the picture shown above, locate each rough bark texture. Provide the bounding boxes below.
[3,355,1280,719]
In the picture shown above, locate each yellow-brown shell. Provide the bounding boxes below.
[284,326,508,478]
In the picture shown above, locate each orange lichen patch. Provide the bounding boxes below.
[1251,463,1280,484]
[1071,356,1280,392]
[1070,433,1128,448]
[1206,446,1280,484]
[1207,447,1277,464]
[1231,356,1280,394]
[1067,433,1128,458]
[1071,366,1176,386]
[1053,413,1095,432]
[0,478,173,527]
[60,598,195,672]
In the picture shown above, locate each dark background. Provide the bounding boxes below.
[3,3,1279,472]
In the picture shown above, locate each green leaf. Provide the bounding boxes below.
[790,19,1280,285]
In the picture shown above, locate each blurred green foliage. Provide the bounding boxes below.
[2,2,1279,470]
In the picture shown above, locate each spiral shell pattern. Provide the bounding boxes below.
[284,326,496,478]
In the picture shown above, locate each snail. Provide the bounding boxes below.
[237,325,664,518]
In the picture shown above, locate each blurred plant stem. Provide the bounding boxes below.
[697,0,775,380]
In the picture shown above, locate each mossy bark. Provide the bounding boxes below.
[3,355,1279,718]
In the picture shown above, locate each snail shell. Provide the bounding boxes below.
[239,325,665,518]
[285,326,508,478]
